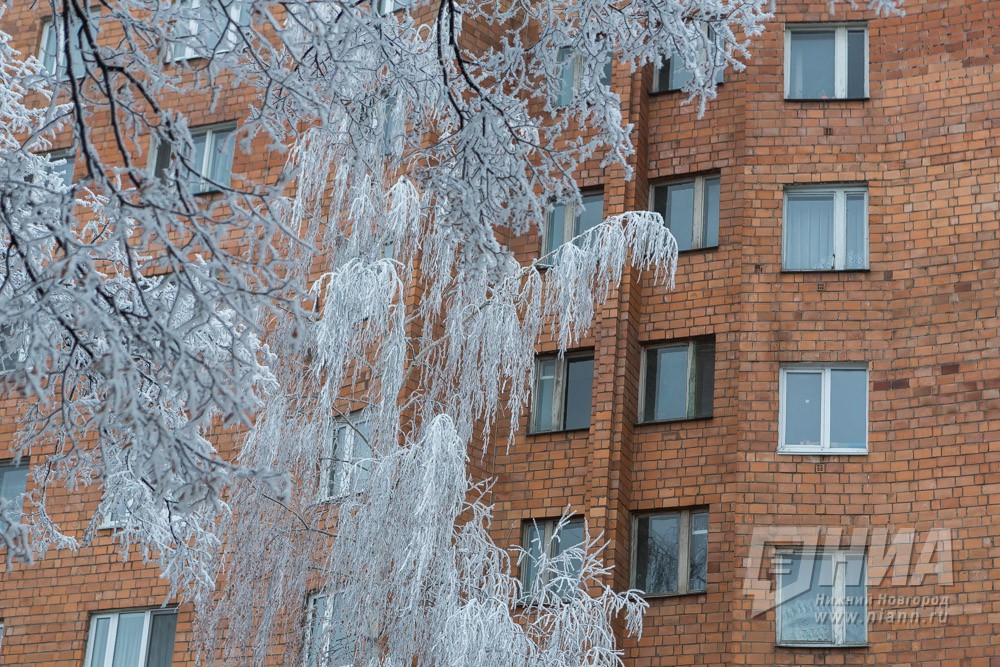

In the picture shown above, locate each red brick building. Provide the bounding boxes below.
[2,0,999,665]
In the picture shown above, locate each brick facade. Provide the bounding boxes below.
[2,0,999,665]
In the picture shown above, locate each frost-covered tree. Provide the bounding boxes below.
[0,0,902,663]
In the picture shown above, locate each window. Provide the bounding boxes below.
[0,461,28,523]
[779,366,868,454]
[530,353,594,433]
[46,149,75,188]
[172,0,250,61]
[520,517,585,599]
[632,508,708,596]
[152,125,236,193]
[375,0,412,14]
[783,185,868,271]
[305,593,353,667]
[652,26,724,93]
[640,338,714,423]
[39,14,93,80]
[83,609,178,667]
[785,25,868,100]
[322,415,372,500]
[542,192,604,261]
[776,550,866,646]
[650,175,720,251]
[554,48,612,106]
[380,95,399,156]
[0,323,26,373]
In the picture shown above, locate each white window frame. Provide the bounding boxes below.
[529,352,594,434]
[784,24,869,100]
[171,0,248,61]
[39,14,93,81]
[775,548,868,647]
[652,25,724,93]
[0,323,26,372]
[0,459,28,523]
[320,413,371,501]
[554,49,612,106]
[778,365,868,454]
[782,184,868,271]
[375,0,411,14]
[83,609,178,667]
[648,174,721,251]
[637,338,715,423]
[519,516,585,595]
[45,148,76,188]
[629,508,709,597]
[150,123,236,193]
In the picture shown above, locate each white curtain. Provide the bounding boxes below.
[785,193,834,270]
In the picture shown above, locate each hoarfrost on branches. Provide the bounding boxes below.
[0,0,902,663]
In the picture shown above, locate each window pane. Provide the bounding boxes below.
[778,552,835,644]
[600,56,612,87]
[111,613,145,667]
[556,48,575,105]
[573,193,604,243]
[844,554,867,643]
[189,133,208,190]
[88,617,112,667]
[702,176,720,248]
[783,372,822,447]
[845,193,867,269]
[634,514,679,595]
[146,612,177,667]
[532,358,557,432]
[665,182,695,251]
[651,346,688,421]
[789,31,836,99]
[0,463,28,521]
[41,24,59,76]
[328,424,350,497]
[688,511,708,592]
[521,523,545,593]
[847,30,866,99]
[208,130,235,188]
[563,357,593,430]
[551,519,584,597]
[543,205,566,258]
[829,370,867,449]
[50,154,75,188]
[67,18,88,77]
[692,339,715,418]
[668,57,693,91]
[350,420,373,492]
[785,192,834,270]
[653,62,670,93]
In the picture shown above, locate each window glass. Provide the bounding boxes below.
[146,612,178,667]
[785,192,834,270]
[551,519,584,597]
[0,463,28,521]
[521,523,545,593]
[650,346,688,421]
[563,357,593,430]
[845,192,867,269]
[703,176,720,248]
[783,372,822,447]
[634,514,679,594]
[574,193,604,241]
[779,552,836,644]
[189,133,208,190]
[829,369,867,449]
[693,339,715,418]
[665,182,695,251]
[844,554,868,643]
[556,48,575,106]
[543,204,566,258]
[110,613,145,667]
[668,57,693,91]
[88,618,111,667]
[532,358,557,432]
[350,420,373,491]
[41,23,59,76]
[688,511,708,592]
[789,31,835,99]
[847,29,867,98]
[207,129,235,187]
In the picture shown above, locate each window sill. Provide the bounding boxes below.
[526,426,591,437]
[780,268,870,274]
[637,415,713,427]
[776,642,868,649]
[783,97,869,103]
[650,82,725,98]
[677,244,719,255]
[778,447,868,456]
[639,589,707,600]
